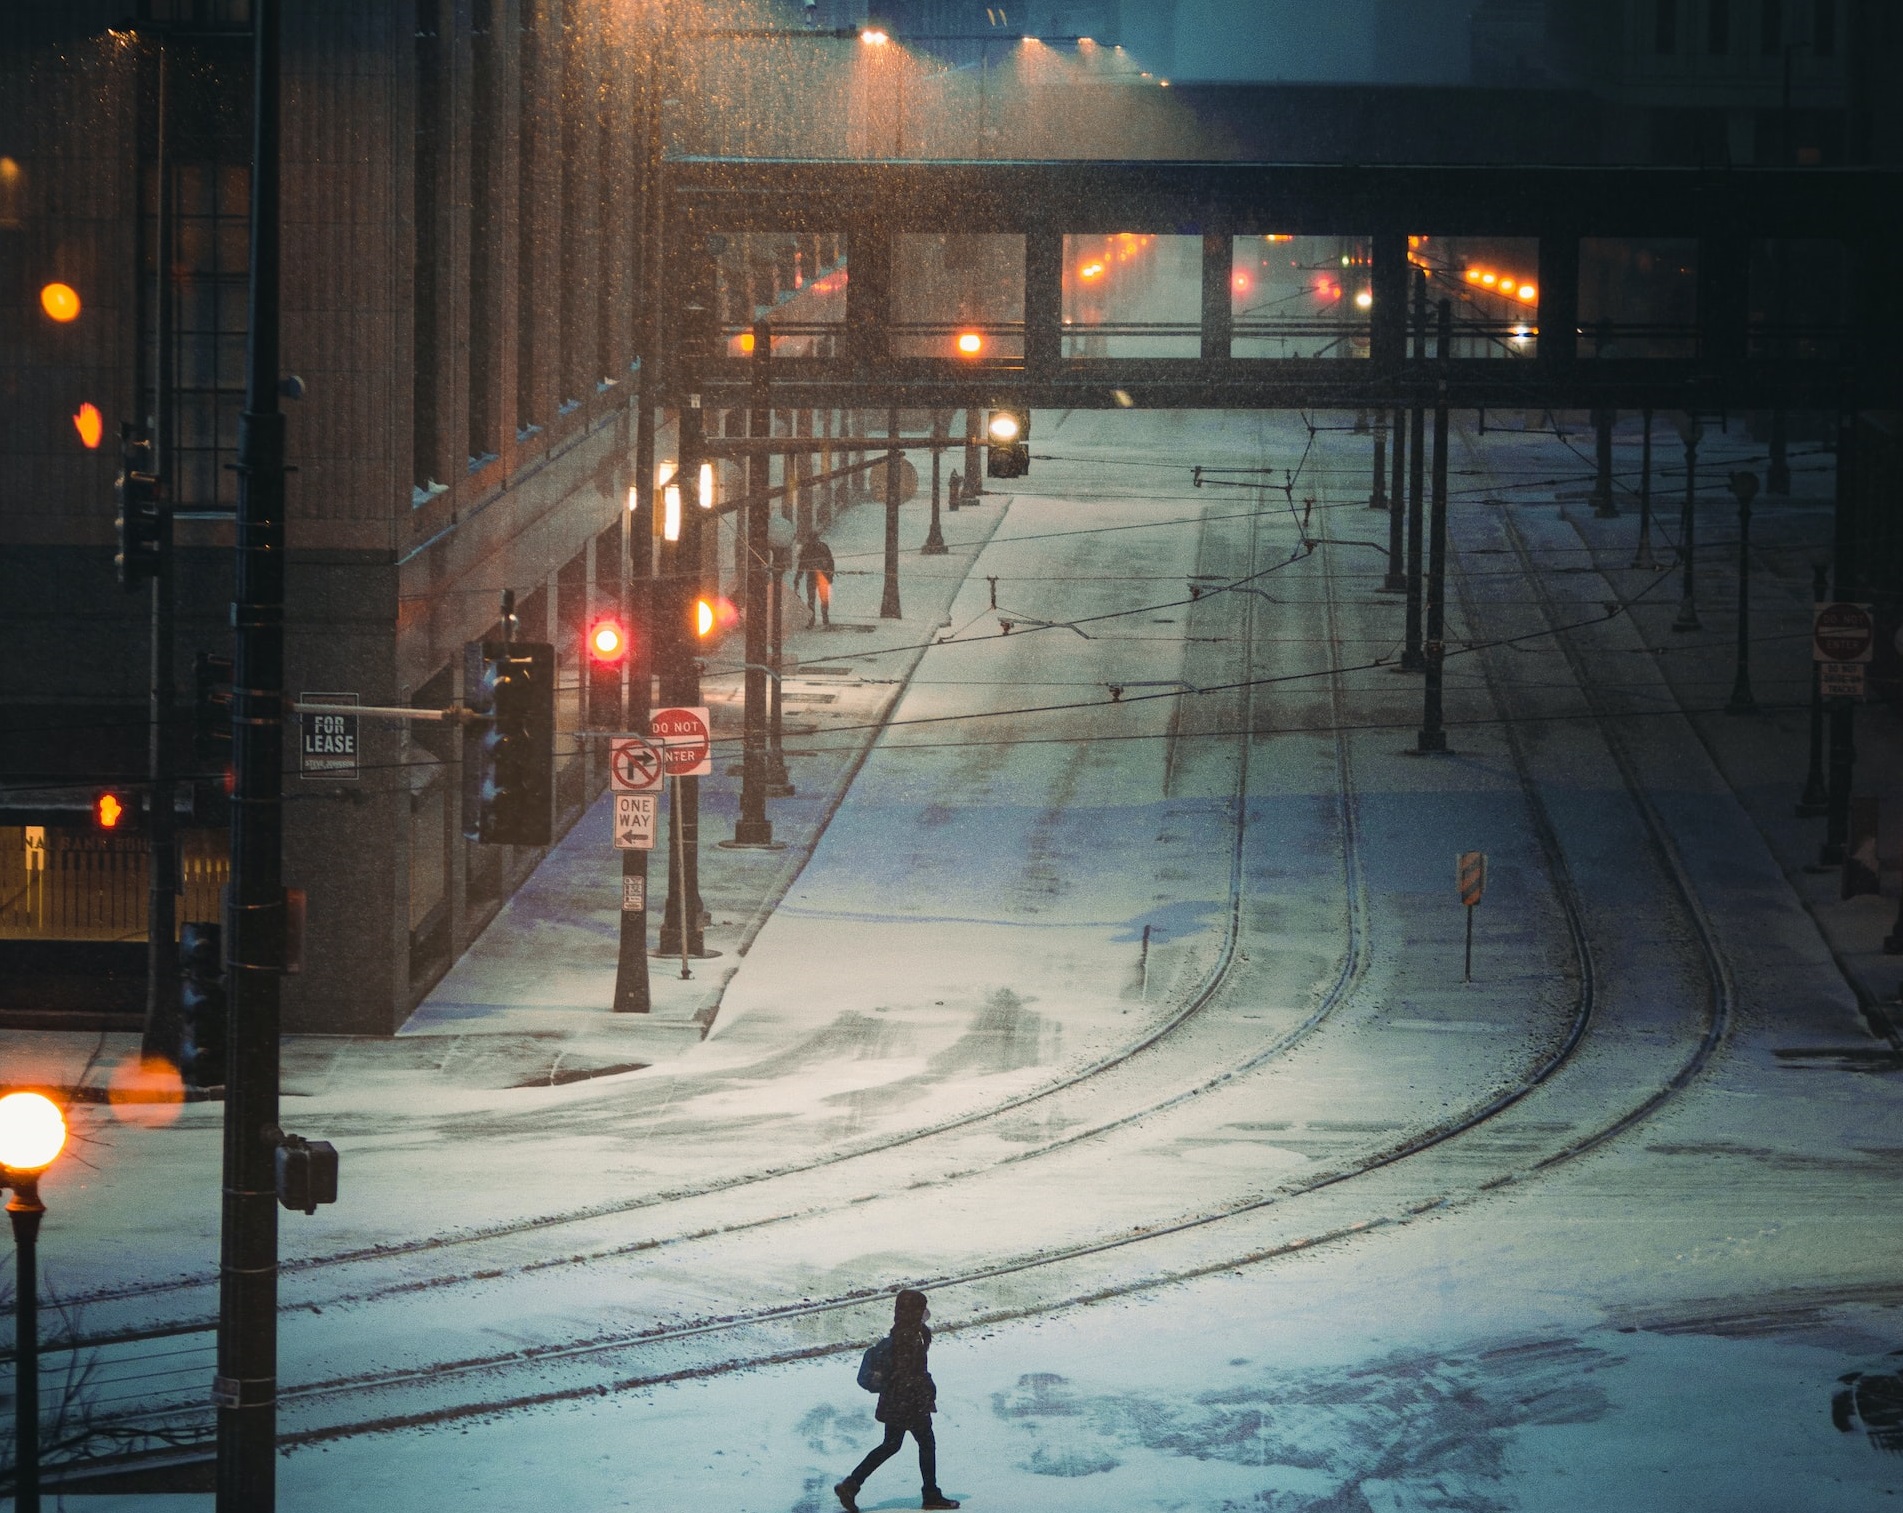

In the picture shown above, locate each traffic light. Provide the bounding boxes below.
[585,616,627,731]
[693,594,737,643]
[986,408,1029,478]
[462,639,555,846]
[114,429,163,590]
[177,921,226,1089]
[275,1131,339,1215]
[92,789,131,831]
[193,651,234,764]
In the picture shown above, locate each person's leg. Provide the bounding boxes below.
[913,1417,938,1493]
[846,1421,906,1487]
[818,573,831,625]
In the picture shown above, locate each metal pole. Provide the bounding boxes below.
[1633,407,1656,568]
[880,406,902,618]
[1417,299,1452,753]
[143,36,181,1067]
[671,774,689,978]
[1820,414,1856,867]
[1401,270,1427,670]
[1369,410,1387,510]
[1382,404,1405,593]
[217,0,283,1506]
[9,1189,44,1513]
[964,406,982,500]
[766,557,792,795]
[731,322,775,846]
[1796,563,1830,816]
[1725,474,1759,713]
[922,411,947,553]
[1672,418,1702,632]
[1463,906,1474,984]
[1591,407,1619,517]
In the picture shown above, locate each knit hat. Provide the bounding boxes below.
[894,1288,928,1323]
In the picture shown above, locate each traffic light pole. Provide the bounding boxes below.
[143,38,181,1067]
[1382,404,1405,593]
[730,323,777,848]
[880,407,902,619]
[1401,271,1428,672]
[658,399,707,958]
[217,1,284,1507]
[1417,299,1452,754]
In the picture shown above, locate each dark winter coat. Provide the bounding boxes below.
[874,1322,936,1424]
[797,539,836,578]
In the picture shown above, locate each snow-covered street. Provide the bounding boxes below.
[10,407,1902,1512]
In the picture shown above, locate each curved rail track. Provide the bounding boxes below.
[36,421,1740,1477]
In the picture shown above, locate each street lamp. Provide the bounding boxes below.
[1,1090,68,1513]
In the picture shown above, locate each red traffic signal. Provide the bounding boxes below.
[93,790,129,830]
[587,618,628,663]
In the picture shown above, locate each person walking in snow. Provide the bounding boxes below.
[797,531,836,628]
[836,1289,957,1511]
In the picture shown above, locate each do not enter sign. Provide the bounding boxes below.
[652,706,712,777]
[1814,602,1875,663]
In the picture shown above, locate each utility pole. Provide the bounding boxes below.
[1819,413,1857,867]
[1725,470,1760,714]
[1417,300,1452,754]
[1672,415,1703,632]
[616,0,669,1014]
[216,0,284,1506]
[921,410,948,554]
[1796,563,1830,817]
[1382,403,1406,593]
[1368,410,1387,511]
[1591,407,1619,517]
[658,397,708,957]
[1401,269,1428,671]
[1632,408,1657,568]
[730,320,776,847]
[141,35,181,1068]
[964,406,982,500]
[880,406,903,618]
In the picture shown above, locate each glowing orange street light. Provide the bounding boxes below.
[955,330,984,356]
[72,402,103,449]
[860,27,889,44]
[1079,261,1105,281]
[1517,283,1538,302]
[39,282,80,322]
[1354,289,1374,309]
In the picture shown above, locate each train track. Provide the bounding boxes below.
[40,419,1738,1476]
[42,437,1385,1470]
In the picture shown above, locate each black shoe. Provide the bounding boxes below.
[834,1481,860,1513]
[922,1496,960,1510]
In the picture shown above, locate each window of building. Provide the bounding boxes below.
[1656,0,1679,54]
[1761,0,1784,54]
[149,162,250,512]
[1709,0,1730,54]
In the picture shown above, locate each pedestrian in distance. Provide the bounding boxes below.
[836,1288,958,1511]
[798,531,836,629]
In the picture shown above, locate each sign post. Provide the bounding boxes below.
[1814,601,1874,700]
[650,709,710,979]
[1457,850,1486,983]
[608,733,663,1008]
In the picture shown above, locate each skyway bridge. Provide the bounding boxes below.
[660,157,1903,416]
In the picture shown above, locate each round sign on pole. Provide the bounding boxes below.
[651,706,712,777]
[1814,602,1875,663]
[610,736,664,793]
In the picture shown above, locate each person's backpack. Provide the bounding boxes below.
[857,1335,893,1393]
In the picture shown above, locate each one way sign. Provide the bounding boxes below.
[613,792,656,850]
